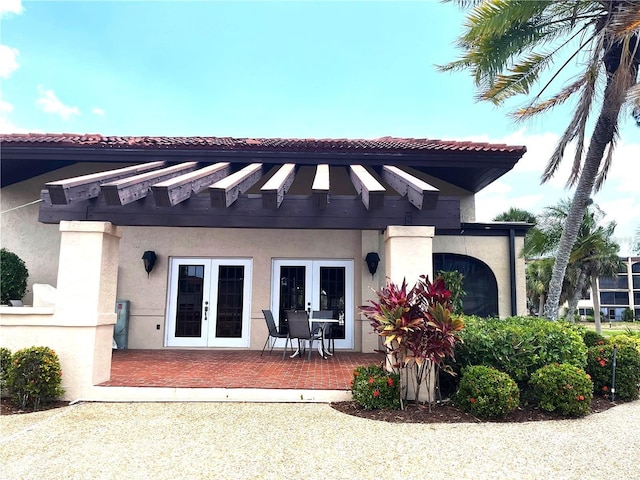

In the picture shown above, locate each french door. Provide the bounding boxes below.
[271,259,354,350]
[166,258,252,347]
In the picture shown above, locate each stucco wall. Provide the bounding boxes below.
[118,226,365,350]
[432,235,527,318]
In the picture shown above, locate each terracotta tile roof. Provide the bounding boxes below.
[0,133,526,154]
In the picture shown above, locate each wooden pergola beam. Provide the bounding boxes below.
[311,164,330,208]
[151,162,230,207]
[349,165,385,210]
[102,162,198,206]
[209,163,263,208]
[382,165,439,210]
[45,161,166,205]
[261,164,296,209]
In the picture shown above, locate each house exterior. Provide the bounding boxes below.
[1,133,529,359]
[577,256,640,321]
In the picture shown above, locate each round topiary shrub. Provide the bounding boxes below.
[0,248,29,305]
[582,330,606,348]
[586,343,640,401]
[454,365,519,418]
[6,346,64,411]
[351,365,400,410]
[0,347,11,391]
[528,363,593,417]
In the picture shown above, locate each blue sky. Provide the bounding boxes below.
[1,1,638,253]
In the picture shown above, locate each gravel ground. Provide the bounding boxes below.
[1,400,639,480]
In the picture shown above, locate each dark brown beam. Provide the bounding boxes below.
[381,165,439,210]
[101,162,198,206]
[261,164,295,209]
[151,163,230,207]
[349,165,385,210]
[209,163,263,208]
[39,190,461,230]
[45,161,166,204]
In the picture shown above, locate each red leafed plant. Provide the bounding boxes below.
[360,275,464,409]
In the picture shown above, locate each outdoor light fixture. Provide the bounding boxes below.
[365,252,380,277]
[142,251,157,278]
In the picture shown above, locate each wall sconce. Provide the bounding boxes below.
[142,251,157,278]
[365,252,380,277]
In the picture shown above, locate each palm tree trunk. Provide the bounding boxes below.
[591,276,602,335]
[544,83,630,320]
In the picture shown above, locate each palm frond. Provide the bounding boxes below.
[594,134,618,192]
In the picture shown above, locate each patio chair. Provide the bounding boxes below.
[285,310,323,361]
[261,309,288,356]
[311,310,335,355]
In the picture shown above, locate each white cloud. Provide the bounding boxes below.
[0,45,19,78]
[0,0,23,18]
[92,108,105,116]
[0,97,14,113]
[36,86,81,120]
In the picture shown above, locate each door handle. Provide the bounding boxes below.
[204,301,209,321]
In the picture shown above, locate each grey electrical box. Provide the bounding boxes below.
[114,300,130,349]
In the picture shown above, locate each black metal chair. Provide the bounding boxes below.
[261,309,288,356]
[285,310,323,360]
[311,310,335,355]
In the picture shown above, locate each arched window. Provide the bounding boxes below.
[631,262,640,274]
[433,253,498,318]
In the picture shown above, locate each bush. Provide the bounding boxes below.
[454,365,519,418]
[528,364,593,417]
[609,334,640,355]
[6,347,64,410]
[582,330,606,348]
[586,343,640,401]
[0,347,11,391]
[0,248,29,305]
[351,365,400,410]
[456,316,587,385]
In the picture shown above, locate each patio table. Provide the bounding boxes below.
[289,317,339,359]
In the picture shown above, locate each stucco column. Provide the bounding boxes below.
[384,226,434,286]
[53,221,122,398]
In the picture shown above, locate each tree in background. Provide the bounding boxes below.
[493,207,538,252]
[525,199,621,333]
[526,258,554,316]
[634,226,640,254]
[442,0,640,320]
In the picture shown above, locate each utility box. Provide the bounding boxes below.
[114,300,130,349]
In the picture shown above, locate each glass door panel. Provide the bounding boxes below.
[271,259,353,350]
[167,258,252,347]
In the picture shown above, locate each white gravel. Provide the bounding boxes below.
[1,400,639,480]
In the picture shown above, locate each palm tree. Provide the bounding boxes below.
[493,207,537,224]
[525,199,621,330]
[441,1,640,319]
[526,258,554,316]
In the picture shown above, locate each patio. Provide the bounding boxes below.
[100,349,384,391]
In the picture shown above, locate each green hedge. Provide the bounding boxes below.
[455,316,587,385]
[454,365,519,418]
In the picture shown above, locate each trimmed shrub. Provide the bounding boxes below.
[529,364,593,417]
[454,365,519,418]
[0,248,29,305]
[456,316,587,385]
[582,330,606,348]
[586,342,640,401]
[0,347,11,391]
[609,334,640,355]
[6,347,64,410]
[351,365,400,410]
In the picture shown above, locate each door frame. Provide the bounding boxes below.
[270,258,354,350]
[165,257,253,347]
